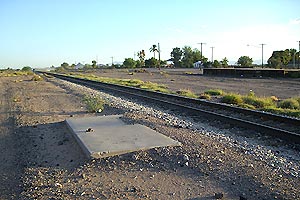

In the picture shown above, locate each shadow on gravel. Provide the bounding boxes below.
[18,121,88,170]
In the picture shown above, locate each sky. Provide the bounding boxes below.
[0,0,300,68]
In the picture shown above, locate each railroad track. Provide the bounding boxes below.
[39,71,300,143]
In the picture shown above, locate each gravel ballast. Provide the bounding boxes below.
[0,75,299,199]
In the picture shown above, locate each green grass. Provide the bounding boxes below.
[242,96,275,109]
[261,106,300,118]
[176,89,198,98]
[0,69,34,77]
[221,93,243,105]
[70,73,170,93]
[278,98,300,109]
[204,89,224,96]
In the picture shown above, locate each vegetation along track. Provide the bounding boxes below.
[39,71,300,143]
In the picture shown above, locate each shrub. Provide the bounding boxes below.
[242,96,275,109]
[204,89,224,96]
[83,95,106,113]
[221,94,243,105]
[278,99,300,109]
[176,89,198,98]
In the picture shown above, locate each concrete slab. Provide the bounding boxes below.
[66,115,181,158]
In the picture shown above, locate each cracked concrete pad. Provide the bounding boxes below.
[66,115,181,158]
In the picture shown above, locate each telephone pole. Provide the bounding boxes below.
[297,40,300,69]
[260,44,266,68]
[197,42,206,60]
[158,42,161,67]
[211,47,214,62]
[110,56,114,66]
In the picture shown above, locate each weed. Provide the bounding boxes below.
[159,71,169,77]
[242,96,275,109]
[31,74,43,81]
[198,93,211,100]
[278,98,300,109]
[176,89,198,98]
[13,96,21,102]
[83,95,106,113]
[221,94,243,105]
[262,106,300,118]
[270,96,279,101]
[204,89,224,96]
[239,103,256,110]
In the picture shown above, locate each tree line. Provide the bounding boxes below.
[54,45,299,71]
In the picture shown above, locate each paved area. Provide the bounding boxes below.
[66,115,181,158]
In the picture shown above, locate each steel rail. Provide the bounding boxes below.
[39,71,300,143]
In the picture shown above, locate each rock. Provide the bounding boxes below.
[86,128,94,132]
[214,192,223,199]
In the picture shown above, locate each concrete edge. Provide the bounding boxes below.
[65,119,92,159]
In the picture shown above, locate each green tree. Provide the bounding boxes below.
[181,46,194,68]
[61,62,69,69]
[21,66,32,71]
[212,60,221,68]
[237,56,253,67]
[220,57,229,67]
[137,50,145,67]
[149,44,158,59]
[123,58,137,68]
[135,60,142,68]
[267,49,297,68]
[92,60,97,68]
[170,47,183,68]
[145,57,159,68]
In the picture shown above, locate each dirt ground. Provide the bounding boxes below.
[0,74,299,199]
[91,68,300,99]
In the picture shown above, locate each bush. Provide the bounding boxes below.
[204,89,224,96]
[83,95,106,113]
[278,99,300,109]
[221,94,243,105]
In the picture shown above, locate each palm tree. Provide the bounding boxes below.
[149,44,158,59]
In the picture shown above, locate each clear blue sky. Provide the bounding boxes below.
[1,0,299,68]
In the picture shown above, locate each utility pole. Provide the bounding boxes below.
[298,41,300,69]
[110,56,114,66]
[158,42,161,67]
[260,44,266,68]
[211,47,214,62]
[197,42,206,60]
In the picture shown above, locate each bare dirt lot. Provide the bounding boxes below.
[0,73,299,199]
[91,68,300,99]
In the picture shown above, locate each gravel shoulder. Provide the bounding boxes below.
[0,74,299,199]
